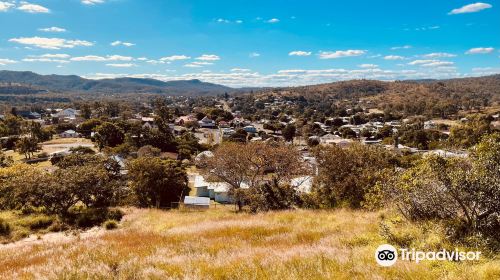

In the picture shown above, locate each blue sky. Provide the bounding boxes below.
[0,0,499,87]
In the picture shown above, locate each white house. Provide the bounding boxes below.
[60,130,80,138]
[55,108,79,120]
[199,116,216,128]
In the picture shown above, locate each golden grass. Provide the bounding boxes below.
[0,207,499,279]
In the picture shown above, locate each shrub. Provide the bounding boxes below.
[107,208,124,221]
[103,220,118,230]
[74,208,109,228]
[0,219,11,236]
[391,134,500,250]
[26,216,54,230]
[47,219,67,232]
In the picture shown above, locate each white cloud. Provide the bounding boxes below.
[184,63,203,68]
[39,27,66,33]
[84,65,464,88]
[106,63,135,68]
[449,3,492,15]
[391,45,412,50]
[17,2,50,13]
[472,67,500,75]
[249,52,260,58]
[23,53,71,63]
[111,41,135,47]
[423,52,457,58]
[38,53,71,58]
[235,20,243,24]
[465,47,494,54]
[9,37,93,49]
[289,51,312,56]
[71,55,133,61]
[358,64,379,69]
[82,0,104,5]
[0,58,17,65]
[196,54,220,61]
[384,55,405,60]
[0,1,15,12]
[267,18,280,23]
[160,55,191,61]
[319,50,366,59]
[231,68,251,72]
[408,59,454,67]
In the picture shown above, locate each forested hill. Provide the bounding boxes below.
[0,70,234,96]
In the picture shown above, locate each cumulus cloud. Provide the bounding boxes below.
[267,18,280,23]
[196,54,220,61]
[449,2,492,15]
[8,37,93,49]
[408,59,454,67]
[249,52,260,58]
[384,55,405,60]
[17,2,50,13]
[391,45,412,50]
[111,41,135,47]
[231,68,251,72]
[84,66,463,88]
[39,27,66,33]
[465,47,494,54]
[106,63,135,68]
[0,58,17,65]
[423,52,457,58]
[0,1,15,12]
[289,51,312,56]
[82,0,104,5]
[358,64,379,69]
[160,55,191,61]
[71,55,133,61]
[319,50,366,59]
[23,53,71,63]
[184,63,203,68]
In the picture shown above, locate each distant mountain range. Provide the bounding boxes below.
[0,70,234,96]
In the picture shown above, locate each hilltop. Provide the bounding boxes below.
[0,71,234,96]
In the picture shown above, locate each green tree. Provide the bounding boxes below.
[94,122,125,151]
[15,137,40,159]
[128,157,188,208]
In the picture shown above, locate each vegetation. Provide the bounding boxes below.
[0,208,499,279]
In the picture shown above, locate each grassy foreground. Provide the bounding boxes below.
[0,207,499,279]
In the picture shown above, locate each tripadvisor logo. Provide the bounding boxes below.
[375,244,398,267]
[375,244,481,267]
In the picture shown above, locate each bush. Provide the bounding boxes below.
[103,220,118,230]
[47,219,67,232]
[391,134,500,250]
[0,219,11,236]
[26,216,54,230]
[107,208,124,221]
[73,208,108,228]
[67,208,124,229]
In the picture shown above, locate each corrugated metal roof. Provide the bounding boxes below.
[184,196,210,206]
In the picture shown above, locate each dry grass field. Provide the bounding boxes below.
[0,207,499,279]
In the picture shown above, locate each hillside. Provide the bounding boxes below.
[0,71,234,96]
[0,208,498,279]
[263,75,500,100]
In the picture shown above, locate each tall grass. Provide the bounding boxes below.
[0,207,498,279]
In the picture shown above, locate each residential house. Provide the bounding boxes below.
[175,115,197,126]
[60,130,80,138]
[199,116,216,128]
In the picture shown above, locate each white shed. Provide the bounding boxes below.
[183,196,210,209]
